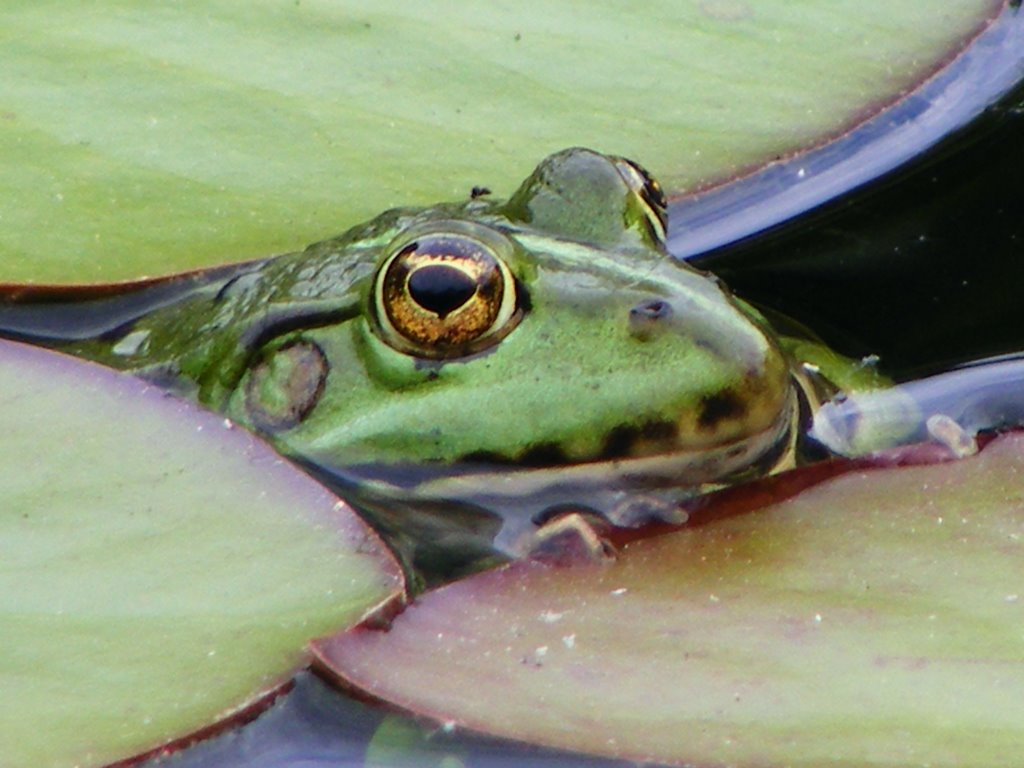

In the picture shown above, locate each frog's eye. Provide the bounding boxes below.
[372,234,521,359]
[614,157,668,243]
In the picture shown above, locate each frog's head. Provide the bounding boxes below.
[225,148,797,506]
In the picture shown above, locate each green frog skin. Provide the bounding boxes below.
[48,148,914,552]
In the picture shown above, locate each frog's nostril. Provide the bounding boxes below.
[629,299,673,340]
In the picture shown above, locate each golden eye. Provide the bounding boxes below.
[613,157,668,243]
[372,231,521,358]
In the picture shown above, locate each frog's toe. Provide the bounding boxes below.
[608,494,689,528]
[527,512,617,565]
[925,413,979,458]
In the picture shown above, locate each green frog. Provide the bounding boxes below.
[3,148,971,559]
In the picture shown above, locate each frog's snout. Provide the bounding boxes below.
[628,299,674,341]
[621,289,796,458]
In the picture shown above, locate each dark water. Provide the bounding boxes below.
[0,262,251,342]
[687,7,1024,381]
[153,673,623,768]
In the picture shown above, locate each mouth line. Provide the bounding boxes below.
[503,394,792,487]
[452,389,795,470]
[361,385,801,500]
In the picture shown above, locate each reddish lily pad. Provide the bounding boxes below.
[317,433,1024,767]
[0,339,404,768]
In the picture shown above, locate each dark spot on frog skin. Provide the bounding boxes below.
[470,186,491,199]
[601,421,678,459]
[414,357,445,374]
[519,442,570,467]
[460,449,507,465]
[244,340,328,432]
[460,441,568,468]
[698,391,747,431]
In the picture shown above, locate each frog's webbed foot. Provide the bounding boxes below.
[607,494,690,528]
[524,494,692,564]
[925,413,979,458]
[526,512,618,565]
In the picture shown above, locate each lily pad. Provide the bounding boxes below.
[0,339,404,768]
[0,0,1001,283]
[317,433,1024,767]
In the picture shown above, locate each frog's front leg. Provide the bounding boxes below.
[525,512,618,565]
[924,414,979,458]
[809,356,1024,458]
[809,386,934,457]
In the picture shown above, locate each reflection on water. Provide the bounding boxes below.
[154,673,628,768]
[155,674,381,768]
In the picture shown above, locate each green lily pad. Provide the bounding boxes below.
[0,0,1001,284]
[0,339,404,768]
[317,433,1024,767]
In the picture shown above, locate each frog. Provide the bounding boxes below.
[0,147,975,562]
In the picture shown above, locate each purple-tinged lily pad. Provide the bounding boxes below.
[317,432,1024,767]
[0,339,404,768]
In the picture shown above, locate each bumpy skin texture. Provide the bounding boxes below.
[70,148,794,475]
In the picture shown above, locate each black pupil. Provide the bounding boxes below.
[408,264,477,318]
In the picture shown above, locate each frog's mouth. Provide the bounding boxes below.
[430,381,800,494]
[320,381,801,554]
